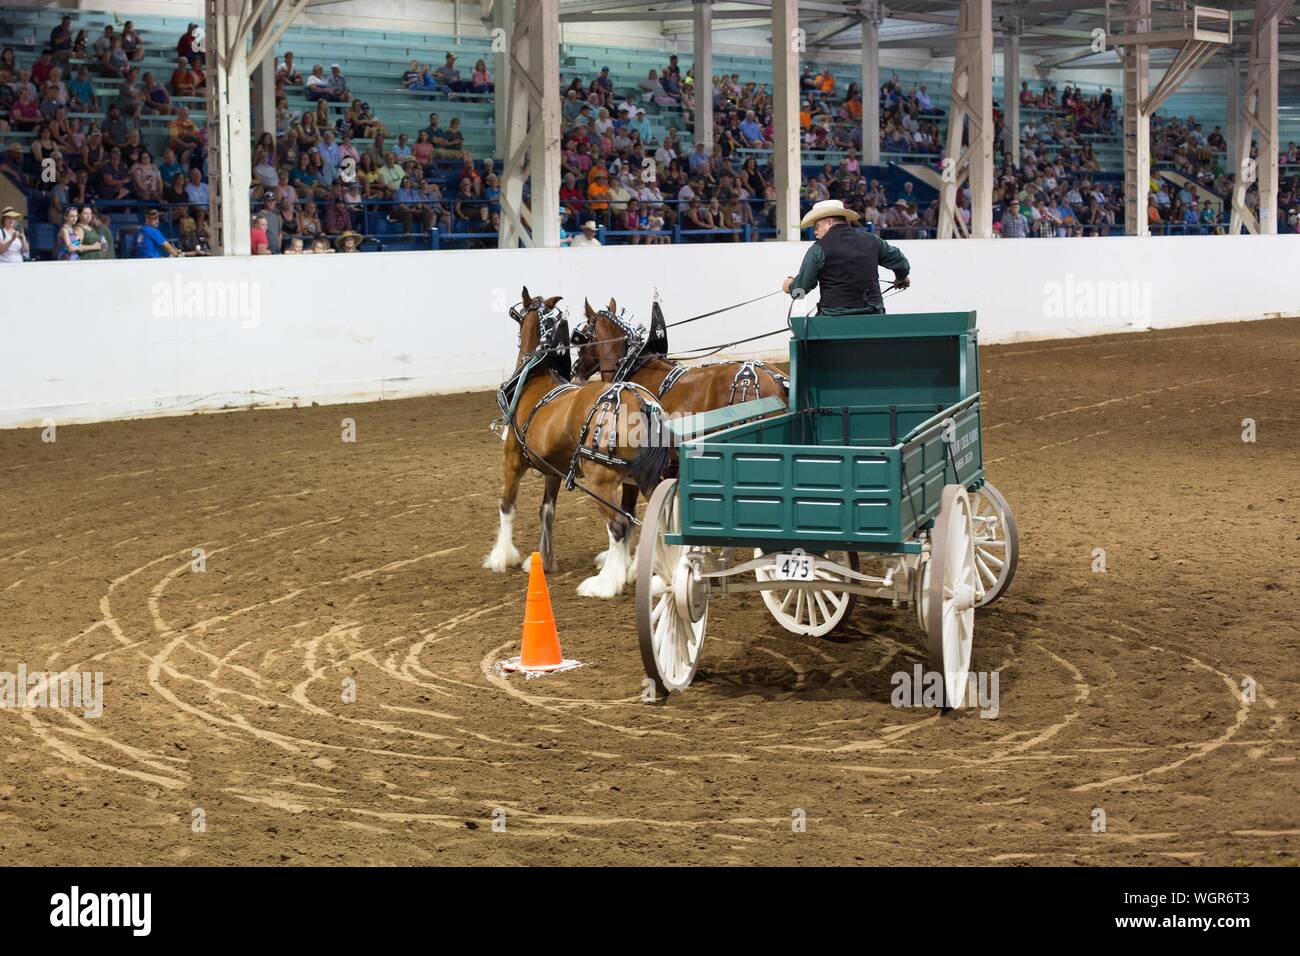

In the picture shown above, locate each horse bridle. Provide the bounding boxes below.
[573,308,648,382]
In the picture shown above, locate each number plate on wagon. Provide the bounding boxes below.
[772,553,816,581]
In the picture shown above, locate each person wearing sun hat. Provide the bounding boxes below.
[334,230,364,252]
[782,199,910,315]
[1,206,30,264]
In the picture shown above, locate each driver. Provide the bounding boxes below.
[782,199,910,315]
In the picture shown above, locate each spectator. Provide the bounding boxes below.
[79,206,114,260]
[121,21,144,63]
[251,213,271,254]
[177,23,203,68]
[469,59,493,94]
[335,229,363,252]
[394,175,436,232]
[276,52,301,86]
[1000,200,1029,238]
[171,58,201,97]
[0,206,29,263]
[185,166,209,208]
[129,149,162,201]
[569,220,600,247]
[169,107,202,159]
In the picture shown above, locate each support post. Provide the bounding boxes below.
[205,0,253,256]
[1002,20,1019,165]
[498,0,561,248]
[493,0,512,151]
[772,0,800,241]
[861,1,881,166]
[251,10,277,141]
[1231,0,1291,234]
[938,0,993,239]
[693,0,713,152]
[1121,0,1151,236]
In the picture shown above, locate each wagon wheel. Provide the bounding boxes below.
[754,550,859,637]
[918,485,978,709]
[969,481,1019,607]
[636,479,708,696]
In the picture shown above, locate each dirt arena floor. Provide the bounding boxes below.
[1,316,1297,867]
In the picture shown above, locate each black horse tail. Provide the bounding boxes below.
[627,393,672,498]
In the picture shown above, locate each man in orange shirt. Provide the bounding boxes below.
[587,168,610,218]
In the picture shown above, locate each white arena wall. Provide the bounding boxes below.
[2,235,1297,429]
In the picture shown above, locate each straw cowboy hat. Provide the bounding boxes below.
[580,220,597,231]
[800,198,859,229]
[334,230,363,248]
[1,206,23,221]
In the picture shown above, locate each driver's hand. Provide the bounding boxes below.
[893,274,910,290]
[782,276,794,293]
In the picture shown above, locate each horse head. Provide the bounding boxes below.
[512,285,565,365]
[574,297,642,383]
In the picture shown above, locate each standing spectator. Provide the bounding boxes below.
[79,207,114,260]
[251,214,271,254]
[177,23,203,68]
[1001,199,1029,238]
[0,207,28,263]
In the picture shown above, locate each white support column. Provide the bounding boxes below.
[251,11,277,140]
[1231,0,1290,235]
[498,0,561,249]
[693,0,713,152]
[206,0,253,256]
[1002,21,1019,165]
[493,0,512,153]
[1121,0,1151,237]
[1225,57,1241,165]
[938,0,993,239]
[861,1,881,166]
[772,0,800,240]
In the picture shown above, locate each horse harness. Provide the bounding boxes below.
[495,299,658,522]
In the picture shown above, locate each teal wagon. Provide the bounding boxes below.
[635,311,1018,706]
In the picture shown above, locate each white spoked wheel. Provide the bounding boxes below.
[636,479,708,697]
[754,550,859,637]
[969,481,1019,607]
[919,485,978,709]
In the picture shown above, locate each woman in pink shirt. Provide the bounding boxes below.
[469,59,493,93]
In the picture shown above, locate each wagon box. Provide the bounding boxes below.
[670,310,984,551]
[637,309,1018,708]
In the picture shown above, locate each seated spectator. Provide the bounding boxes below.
[143,72,175,115]
[469,59,493,94]
[568,219,600,247]
[171,58,201,97]
[169,107,202,160]
[121,21,145,63]
[276,52,301,86]
[68,66,97,111]
[305,65,335,101]
[102,37,130,77]
[435,54,462,92]
[9,89,42,131]
[130,149,162,201]
[394,175,436,232]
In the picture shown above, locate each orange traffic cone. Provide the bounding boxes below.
[501,554,580,674]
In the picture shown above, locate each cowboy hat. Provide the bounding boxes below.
[799,199,859,229]
[581,220,597,231]
[1,206,23,220]
[334,230,363,247]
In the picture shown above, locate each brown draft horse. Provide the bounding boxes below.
[484,288,670,597]
[571,297,790,534]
